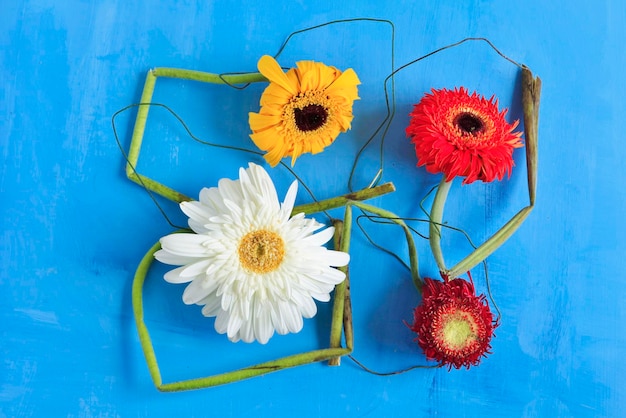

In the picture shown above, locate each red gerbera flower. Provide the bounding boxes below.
[408,276,498,369]
[406,87,523,184]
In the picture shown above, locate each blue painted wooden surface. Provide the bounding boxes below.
[1,1,624,416]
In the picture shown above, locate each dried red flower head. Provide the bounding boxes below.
[406,87,523,184]
[408,276,498,369]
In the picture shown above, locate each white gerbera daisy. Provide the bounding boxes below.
[154,163,350,344]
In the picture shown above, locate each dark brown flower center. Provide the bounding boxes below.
[455,113,484,135]
[294,104,328,132]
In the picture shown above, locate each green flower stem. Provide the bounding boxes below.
[293,182,396,215]
[132,236,351,391]
[126,68,266,203]
[342,268,354,352]
[150,68,267,84]
[157,348,350,392]
[444,67,541,279]
[429,178,453,273]
[350,201,422,292]
[446,207,533,278]
[522,66,541,206]
[132,240,166,387]
[329,209,352,366]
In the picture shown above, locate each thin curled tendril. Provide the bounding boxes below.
[111,103,332,227]
[355,211,501,322]
[348,37,524,192]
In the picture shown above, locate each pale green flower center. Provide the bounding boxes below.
[441,312,477,350]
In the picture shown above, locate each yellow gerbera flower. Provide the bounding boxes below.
[249,55,360,166]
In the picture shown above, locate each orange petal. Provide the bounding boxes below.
[260,85,292,104]
[251,130,275,149]
[326,68,360,99]
[249,112,282,132]
[265,143,288,167]
[317,64,341,89]
[257,55,297,96]
[296,61,321,91]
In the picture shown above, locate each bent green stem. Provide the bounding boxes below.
[293,182,395,215]
[350,201,421,292]
[126,68,267,203]
[447,207,533,278]
[429,178,452,273]
[329,208,352,366]
[444,67,541,279]
[132,237,351,391]
[149,68,267,85]
[132,240,165,387]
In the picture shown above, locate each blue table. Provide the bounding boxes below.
[2,1,624,416]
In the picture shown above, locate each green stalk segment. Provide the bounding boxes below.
[428,178,452,273]
[328,209,353,366]
[293,182,395,215]
[522,66,541,206]
[437,67,541,279]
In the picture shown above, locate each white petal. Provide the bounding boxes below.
[180,201,212,224]
[188,219,209,234]
[323,250,350,267]
[305,226,335,246]
[247,163,279,207]
[311,292,331,302]
[154,249,203,266]
[292,291,317,318]
[217,177,244,205]
[220,287,239,312]
[214,311,229,334]
[163,265,195,284]
[199,186,225,210]
[199,293,221,316]
[280,180,298,220]
[180,259,214,277]
[223,198,244,221]
[270,302,288,335]
[283,303,304,334]
[310,267,347,285]
[239,317,254,343]
[183,279,213,305]
[227,313,243,340]
[159,234,210,257]
[254,302,274,344]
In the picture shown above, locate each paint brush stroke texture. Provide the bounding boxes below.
[1,0,625,416]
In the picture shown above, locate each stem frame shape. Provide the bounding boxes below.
[125,68,267,203]
[132,239,351,392]
[124,67,402,390]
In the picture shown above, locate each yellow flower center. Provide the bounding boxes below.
[238,229,285,274]
[440,311,477,350]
